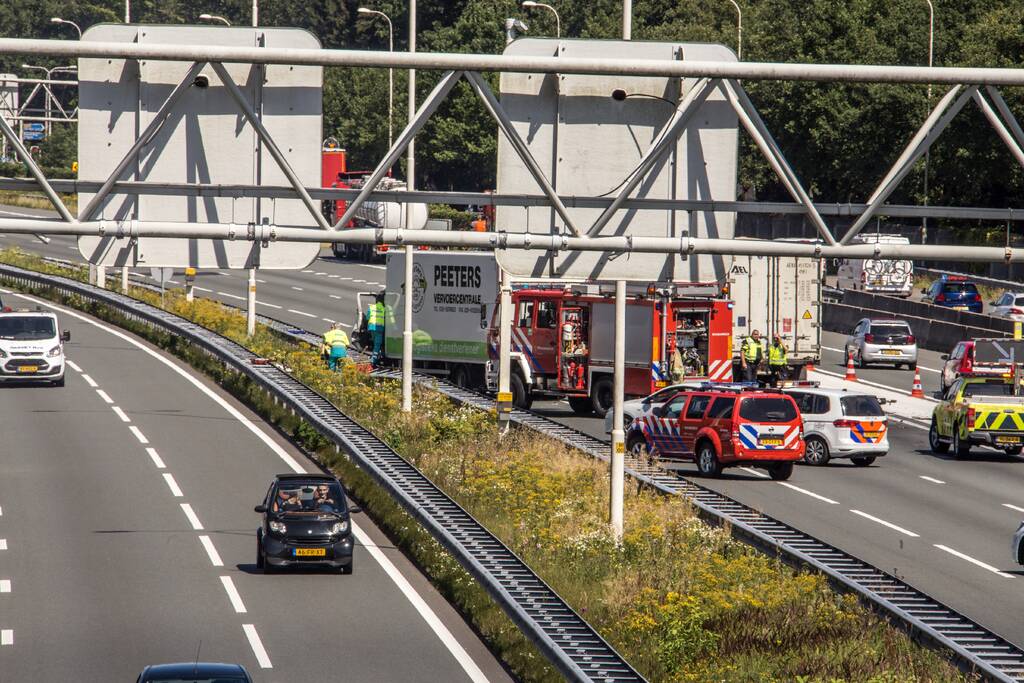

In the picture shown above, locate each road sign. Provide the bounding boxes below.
[22,131,43,141]
[76,24,323,269]
[24,122,44,132]
[495,39,738,282]
[150,267,174,284]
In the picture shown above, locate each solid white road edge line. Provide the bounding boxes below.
[1003,503,1024,514]
[65,359,82,372]
[129,425,149,444]
[920,475,946,484]
[242,624,272,669]
[351,523,491,683]
[934,544,1014,579]
[111,406,130,423]
[815,367,940,403]
[850,509,920,537]
[778,482,840,504]
[8,292,307,473]
[162,473,183,497]
[81,374,98,388]
[1,629,12,645]
[146,447,166,469]
[180,503,204,530]
[220,576,247,614]
[13,290,489,679]
[199,535,224,567]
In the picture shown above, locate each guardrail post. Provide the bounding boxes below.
[96,264,106,290]
[610,279,626,539]
[120,266,128,293]
[247,267,257,337]
[497,268,512,434]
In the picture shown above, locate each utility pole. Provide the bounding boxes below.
[402,0,417,413]
[610,280,626,538]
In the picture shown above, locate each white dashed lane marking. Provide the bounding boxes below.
[180,503,203,530]
[0,579,10,593]
[146,448,166,469]
[287,309,317,318]
[199,535,224,567]
[779,482,839,504]
[220,576,247,614]
[1003,503,1024,514]
[850,509,919,537]
[129,426,149,444]
[162,473,183,497]
[111,406,130,423]
[934,544,1014,578]
[920,475,945,484]
[0,539,6,550]
[65,359,82,372]
[81,374,98,388]
[1,629,12,646]
[95,389,113,404]
[243,624,272,669]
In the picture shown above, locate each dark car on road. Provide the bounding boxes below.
[255,473,355,574]
[136,662,252,682]
[921,274,983,313]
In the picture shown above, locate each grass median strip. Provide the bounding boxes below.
[0,247,976,682]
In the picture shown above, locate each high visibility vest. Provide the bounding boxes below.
[741,337,766,363]
[768,342,788,366]
[367,302,384,327]
[324,329,349,347]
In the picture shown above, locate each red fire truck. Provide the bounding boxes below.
[488,282,733,416]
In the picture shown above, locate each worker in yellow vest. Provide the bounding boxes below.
[767,333,789,387]
[740,329,767,383]
[322,322,350,371]
[364,293,386,366]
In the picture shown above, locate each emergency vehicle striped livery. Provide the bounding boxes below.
[635,415,689,457]
[849,421,887,444]
[738,424,800,450]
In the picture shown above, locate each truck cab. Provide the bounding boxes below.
[0,308,70,386]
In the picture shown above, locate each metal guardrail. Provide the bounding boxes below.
[0,263,645,683]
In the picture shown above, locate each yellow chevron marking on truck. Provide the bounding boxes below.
[973,410,1024,431]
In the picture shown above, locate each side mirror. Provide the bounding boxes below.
[349,505,362,514]
[61,330,70,342]
[254,504,267,514]
[940,354,949,360]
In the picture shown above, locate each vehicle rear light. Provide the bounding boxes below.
[906,335,915,344]
[1011,308,1024,315]
[860,272,866,282]
[973,293,982,302]
[963,357,973,372]
[863,333,874,343]
[935,293,946,303]
[833,419,857,428]
[967,407,976,430]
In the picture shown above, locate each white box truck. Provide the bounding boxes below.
[728,249,822,377]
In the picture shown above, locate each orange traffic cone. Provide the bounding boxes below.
[911,366,925,398]
[845,351,858,382]
[805,360,815,373]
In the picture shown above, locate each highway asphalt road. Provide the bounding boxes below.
[0,287,510,682]
[5,224,1024,651]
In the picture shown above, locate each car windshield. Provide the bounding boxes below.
[645,386,682,403]
[272,482,346,514]
[942,283,978,294]
[962,382,1015,398]
[840,395,884,416]
[738,397,797,422]
[0,316,55,341]
[869,325,910,337]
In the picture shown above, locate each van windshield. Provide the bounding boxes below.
[0,316,55,341]
[739,398,797,422]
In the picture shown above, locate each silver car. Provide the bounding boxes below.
[990,291,1024,322]
[1013,521,1024,565]
[844,318,918,369]
[784,385,888,466]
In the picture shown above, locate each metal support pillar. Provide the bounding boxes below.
[80,62,205,221]
[333,70,461,231]
[609,279,625,540]
[464,71,582,237]
[401,2,417,414]
[497,269,513,434]
[722,79,836,245]
[622,0,631,40]
[987,87,1024,150]
[587,78,717,237]
[401,245,414,412]
[841,84,975,245]
[210,62,331,231]
[120,266,129,293]
[247,268,257,337]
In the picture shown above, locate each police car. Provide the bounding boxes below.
[783,383,888,466]
[0,307,70,386]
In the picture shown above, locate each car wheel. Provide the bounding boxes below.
[953,425,970,459]
[627,432,652,460]
[567,396,593,415]
[768,462,794,480]
[803,436,830,466]
[851,456,875,467]
[1007,446,1023,456]
[929,418,949,454]
[695,442,722,477]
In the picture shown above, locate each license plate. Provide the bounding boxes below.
[881,350,900,356]
[293,548,326,557]
[995,436,1022,445]
[17,366,38,373]
[953,306,968,311]
[758,438,783,447]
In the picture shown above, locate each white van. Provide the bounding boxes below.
[836,234,914,297]
[0,308,70,386]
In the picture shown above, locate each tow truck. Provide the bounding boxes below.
[929,371,1024,458]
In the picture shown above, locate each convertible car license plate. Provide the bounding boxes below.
[293,548,326,557]
[996,436,1022,445]
[758,438,783,446]
[881,349,900,356]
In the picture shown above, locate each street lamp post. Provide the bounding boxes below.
[521,1,560,38]
[198,13,232,26]
[50,18,83,40]
[922,0,934,245]
[357,8,394,151]
[726,0,742,61]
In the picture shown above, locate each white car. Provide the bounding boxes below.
[0,308,70,386]
[783,385,888,466]
[844,318,918,369]
[989,291,1024,322]
[602,381,705,434]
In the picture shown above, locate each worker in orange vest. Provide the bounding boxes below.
[471,214,487,232]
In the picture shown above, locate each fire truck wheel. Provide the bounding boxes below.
[590,376,614,417]
[510,373,532,410]
[567,396,593,415]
